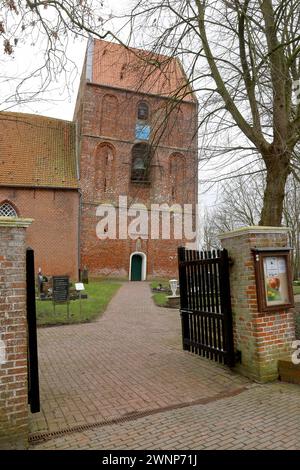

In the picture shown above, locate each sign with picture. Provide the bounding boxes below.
[253,249,294,312]
[263,256,289,306]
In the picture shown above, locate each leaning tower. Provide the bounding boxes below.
[74,38,198,279]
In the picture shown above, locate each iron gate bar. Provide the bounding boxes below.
[178,246,189,351]
[26,248,40,413]
[178,247,235,367]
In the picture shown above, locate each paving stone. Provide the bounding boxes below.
[29,282,300,450]
[30,282,248,435]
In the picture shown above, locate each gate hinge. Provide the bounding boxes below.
[228,257,234,266]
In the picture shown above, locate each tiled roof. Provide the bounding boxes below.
[92,40,196,102]
[0,112,78,189]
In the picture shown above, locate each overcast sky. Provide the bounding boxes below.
[0,0,131,117]
[0,0,217,213]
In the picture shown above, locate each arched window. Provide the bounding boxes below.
[137,101,149,121]
[0,201,18,217]
[131,143,151,182]
[168,107,184,146]
[169,153,185,201]
[95,143,115,193]
[101,94,119,136]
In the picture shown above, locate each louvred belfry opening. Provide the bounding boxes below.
[137,102,149,121]
[131,143,151,182]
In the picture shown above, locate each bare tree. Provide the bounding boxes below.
[203,171,300,278]
[283,176,300,279]
[201,173,264,246]
[127,0,300,226]
[2,1,300,229]
[202,209,222,250]
[0,0,114,109]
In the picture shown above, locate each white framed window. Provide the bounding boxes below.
[0,202,18,217]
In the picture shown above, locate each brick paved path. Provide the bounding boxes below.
[32,382,300,450]
[30,282,248,435]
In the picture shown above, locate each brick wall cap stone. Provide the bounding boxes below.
[0,217,34,228]
[219,225,290,240]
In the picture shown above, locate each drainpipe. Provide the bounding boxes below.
[75,113,82,281]
[77,188,83,281]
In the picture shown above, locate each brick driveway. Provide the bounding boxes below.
[30,282,249,436]
[33,382,300,450]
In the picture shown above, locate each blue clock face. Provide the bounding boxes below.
[135,124,151,140]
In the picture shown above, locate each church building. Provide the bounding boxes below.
[0,39,198,280]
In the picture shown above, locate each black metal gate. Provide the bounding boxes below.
[26,248,40,413]
[178,247,235,367]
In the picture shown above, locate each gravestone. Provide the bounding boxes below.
[52,276,70,318]
[82,267,89,284]
[52,276,69,302]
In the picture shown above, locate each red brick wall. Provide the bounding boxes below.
[0,220,29,449]
[0,188,79,279]
[220,228,296,382]
[80,203,190,278]
[77,82,198,278]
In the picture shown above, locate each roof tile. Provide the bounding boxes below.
[0,112,78,189]
[92,40,195,102]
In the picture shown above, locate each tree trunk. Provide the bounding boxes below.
[295,223,300,280]
[259,153,290,226]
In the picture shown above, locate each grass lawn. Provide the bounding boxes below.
[152,280,300,304]
[152,291,169,307]
[36,280,122,326]
[150,279,170,290]
[151,278,170,307]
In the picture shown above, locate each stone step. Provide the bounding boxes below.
[278,360,300,385]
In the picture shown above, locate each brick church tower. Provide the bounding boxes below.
[74,39,198,279]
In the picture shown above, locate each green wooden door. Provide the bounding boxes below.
[131,254,142,281]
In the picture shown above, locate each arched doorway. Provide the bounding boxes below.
[129,252,147,281]
[131,254,142,281]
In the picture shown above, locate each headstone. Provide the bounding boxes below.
[52,276,69,303]
[37,268,43,295]
[82,267,89,284]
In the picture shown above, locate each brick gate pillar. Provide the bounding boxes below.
[219,226,296,382]
[0,217,33,449]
